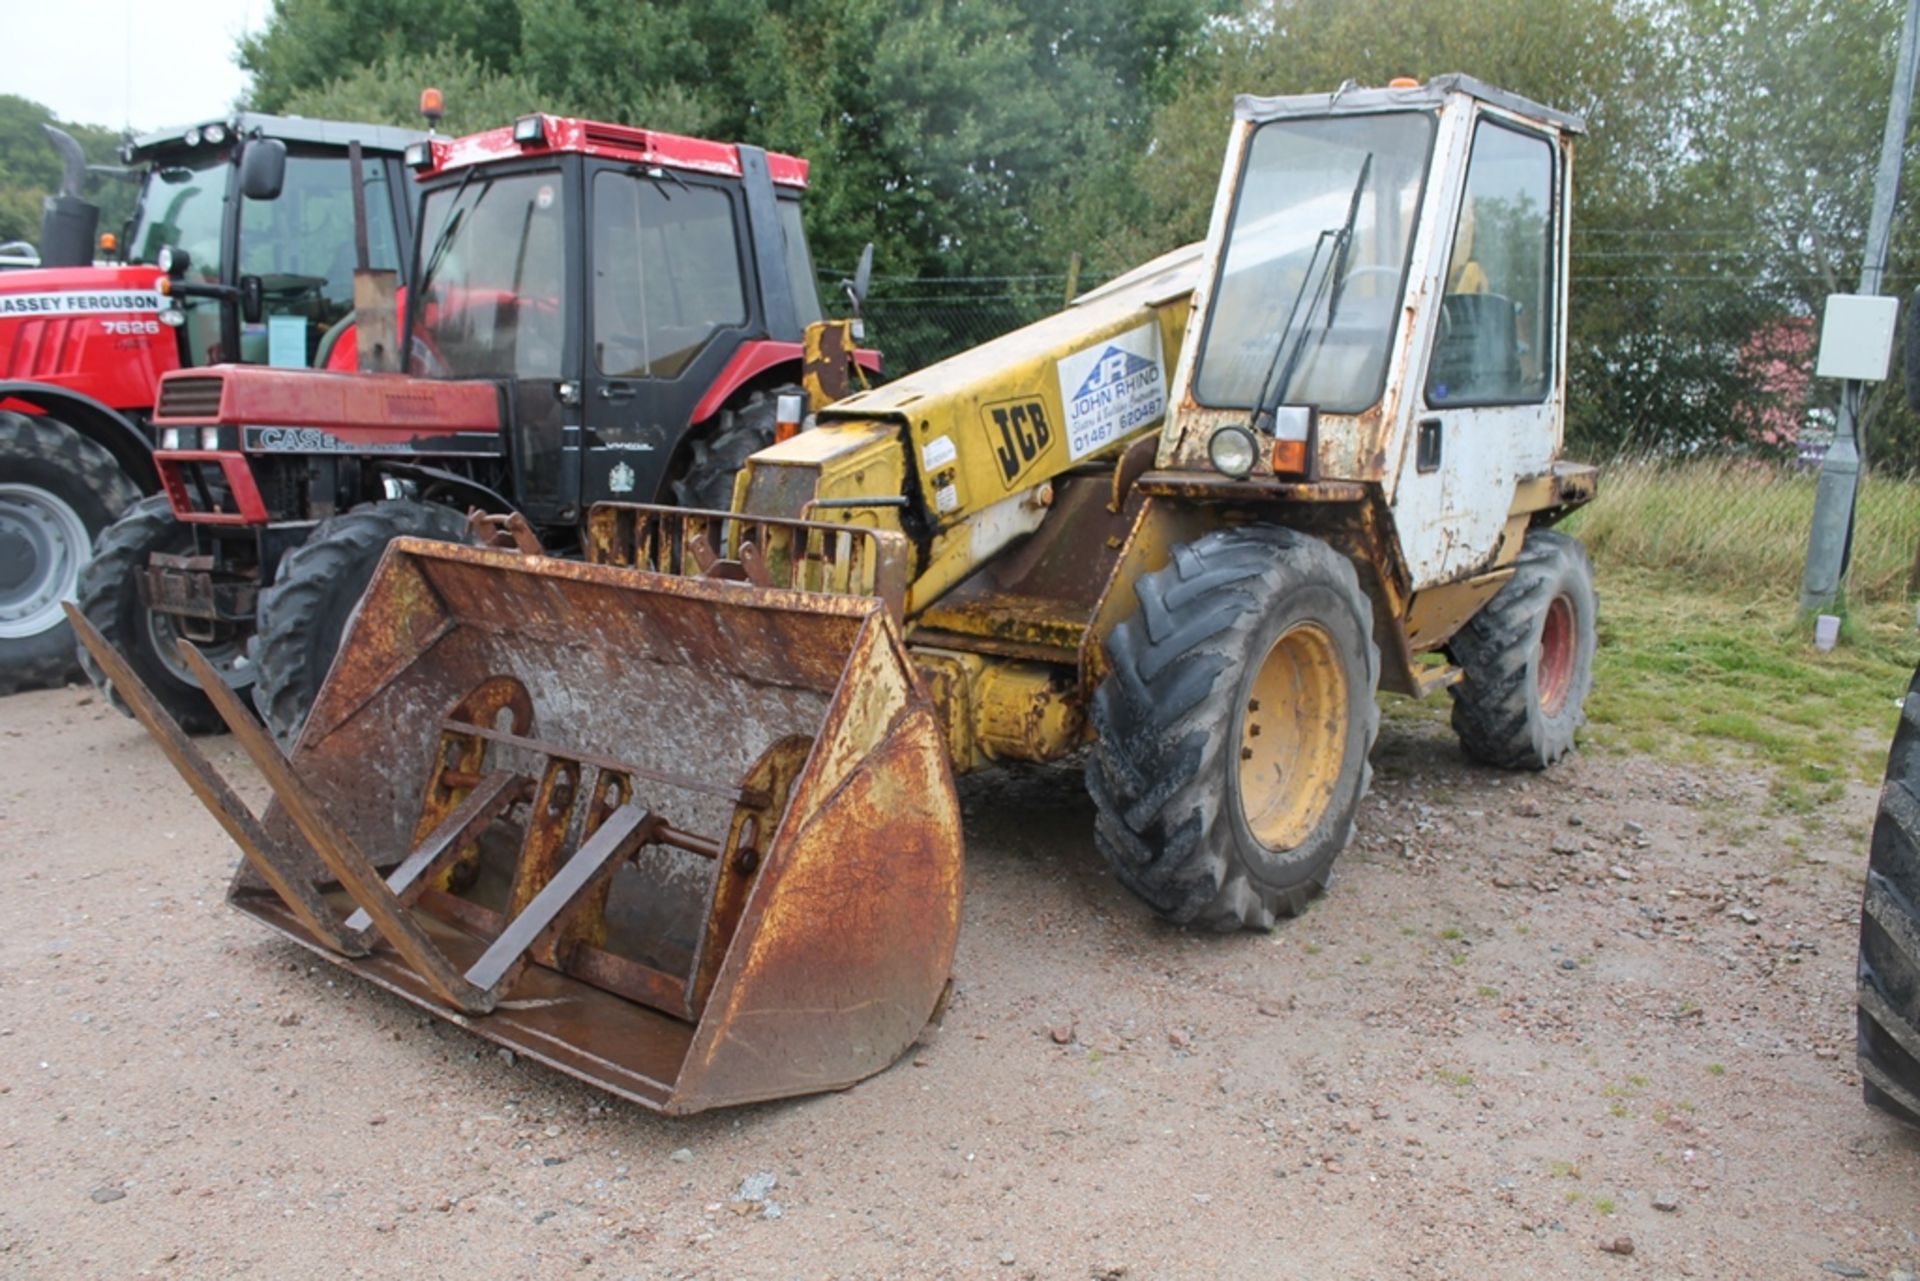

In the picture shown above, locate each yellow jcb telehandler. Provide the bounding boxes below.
[73,75,1599,1112]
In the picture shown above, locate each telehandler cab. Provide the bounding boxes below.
[74,75,1599,1112]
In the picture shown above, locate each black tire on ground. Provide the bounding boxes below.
[252,499,475,746]
[1858,663,1920,1128]
[1086,525,1381,931]
[670,386,797,511]
[0,410,140,693]
[1446,528,1597,770]
[75,494,253,734]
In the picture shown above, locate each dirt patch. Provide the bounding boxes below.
[0,686,1915,1278]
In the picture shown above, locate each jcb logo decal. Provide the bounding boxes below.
[984,399,1052,486]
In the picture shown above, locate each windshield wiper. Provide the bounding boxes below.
[1250,152,1374,427]
[417,167,485,300]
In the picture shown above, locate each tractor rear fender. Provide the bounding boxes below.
[0,382,158,491]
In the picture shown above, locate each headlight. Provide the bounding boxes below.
[184,127,201,147]
[158,306,184,329]
[155,246,174,274]
[200,427,223,450]
[202,123,227,145]
[1207,425,1258,479]
[160,428,187,450]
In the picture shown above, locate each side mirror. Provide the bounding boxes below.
[239,274,264,325]
[239,139,287,202]
[844,242,874,318]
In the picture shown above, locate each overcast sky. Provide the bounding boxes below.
[4,0,273,133]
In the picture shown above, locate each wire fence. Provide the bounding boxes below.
[840,255,1920,604]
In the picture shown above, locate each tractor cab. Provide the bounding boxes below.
[395,115,829,521]
[126,115,425,372]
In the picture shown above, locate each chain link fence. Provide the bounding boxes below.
[834,251,1920,605]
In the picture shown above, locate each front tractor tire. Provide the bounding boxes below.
[0,411,140,693]
[1858,663,1920,1129]
[1087,526,1381,931]
[671,386,798,512]
[252,499,476,747]
[75,495,255,735]
[1447,529,1597,770]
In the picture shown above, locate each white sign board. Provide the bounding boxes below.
[1056,322,1167,459]
[1815,294,1900,381]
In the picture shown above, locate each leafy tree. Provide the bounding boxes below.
[0,95,133,248]
[240,0,522,112]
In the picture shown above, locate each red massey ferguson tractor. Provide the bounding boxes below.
[0,114,423,694]
[77,113,876,743]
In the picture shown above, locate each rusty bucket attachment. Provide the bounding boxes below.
[64,517,961,1114]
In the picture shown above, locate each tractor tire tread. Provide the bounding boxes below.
[1087,525,1379,931]
[1858,665,1920,1129]
[73,494,227,732]
[0,410,140,693]
[1447,529,1596,770]
[252,499,473,746]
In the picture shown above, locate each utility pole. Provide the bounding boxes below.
[1800,0,1920,614]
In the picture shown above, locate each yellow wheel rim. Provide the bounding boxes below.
[1236,622,1349,851]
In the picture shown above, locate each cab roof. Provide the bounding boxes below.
[1237,73,1586,135]
[421,115,810,189]
[129,113,427,162]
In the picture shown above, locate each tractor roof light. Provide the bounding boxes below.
[1207,424,1258,480]
[513,115,547,147]
[404,141,435,172]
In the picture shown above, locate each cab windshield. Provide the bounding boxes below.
[1192,112,1434,415]
[408,169,568,379]
[128,155,227,280]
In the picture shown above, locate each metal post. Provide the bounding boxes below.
[1801,0,1920,613]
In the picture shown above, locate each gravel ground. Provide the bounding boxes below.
[1,684,1916,1279]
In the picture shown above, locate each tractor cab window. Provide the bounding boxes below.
[1192,111,1434,415]
[778,198,823,326]
[1425,120,1555,406]
[590,170,747,379]
[408,169,568,380]
[128,155,227,365]
[238,151,403,367]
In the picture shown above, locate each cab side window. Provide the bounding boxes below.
[592,172,747,379]
[1426,120,1555,406]
[238,152,402,365]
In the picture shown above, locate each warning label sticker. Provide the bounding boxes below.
[1055,322,1167,460]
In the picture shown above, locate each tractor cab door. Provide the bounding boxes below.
[1394,107,1567,588]
[581,161,759,507]
[235,148,408,368]
[408,162,580,525]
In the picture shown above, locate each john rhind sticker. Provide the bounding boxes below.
[1056,323,1167,460]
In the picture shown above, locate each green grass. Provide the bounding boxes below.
[1566,456,1920,604]
[1584,562,1917,802]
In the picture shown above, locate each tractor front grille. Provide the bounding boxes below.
[156,375,225,420]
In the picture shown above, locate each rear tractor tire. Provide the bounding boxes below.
[75,495,255,735]
[1087,525,1381,931]
[1857,663,1920,1129]
[671,386,798,512]
[1447,529,1596,770]
[252,499,476,747]
[0,411,139,693]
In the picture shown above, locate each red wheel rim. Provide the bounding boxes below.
[1537,595,1575,716]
